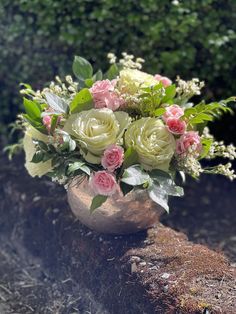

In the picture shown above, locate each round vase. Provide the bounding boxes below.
[67,177,164,235]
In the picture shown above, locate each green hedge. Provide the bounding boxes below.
[1,0,236,132]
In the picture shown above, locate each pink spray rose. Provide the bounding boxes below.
[90,79,124,111]
[176,131,202,156]
[166,117,186,135]
[163,105,184,122]
[42,115,52,131]
[90,171,118,196]
[154,74,172,87]
[101,145,124,172]
[42,115,61,133]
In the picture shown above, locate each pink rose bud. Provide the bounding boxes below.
[90,79,124,111]
[42,115,52,131]
[101,145,124,172]
[154,74,172,87]
[163,105,184,122]
[90,171,118,196]
[176,131,202,156]
[160,76,172,87]
[166,118,186,135]
[154,74,162,80]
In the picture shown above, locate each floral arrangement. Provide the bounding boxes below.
[18,53,236,212]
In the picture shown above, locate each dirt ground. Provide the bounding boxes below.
[0,153,235,313]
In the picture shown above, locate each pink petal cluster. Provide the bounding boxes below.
[163,105,184,122]
[90,171,118,196]
[164,105,186,135]
[176,131,202,156]
[42,115,52,131]
[90,79,124,111]
[42,115,61,133]
[166,118,186,135]
[101,145,124,172]
[154,74,172,87]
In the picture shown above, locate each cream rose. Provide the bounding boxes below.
[64,108,130,164]
[23,126,52,177]
[118,69,157,95]
[125,118,175,171]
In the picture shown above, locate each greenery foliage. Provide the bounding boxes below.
[1,0,236,133]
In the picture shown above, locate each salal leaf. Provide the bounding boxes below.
[93,69,103,81]
[122,147,139,170]
[150,170,184,197]
[90,195,108,213]
[162,182,184,197]
[120,182,134,196]
[105,64,120,80]
[59,132,76,152]
[35,140,48,151]
[68,161,90,176]
[73,56,93,80]
[45,92,68,113]
[150,169,171,179]
[84,78,94,88]
[70,88,93,113]
[178,171,186,183]
[148,184,169,213]
[50,115,59,135]
[121,165,150,186]
[31,151,45,163]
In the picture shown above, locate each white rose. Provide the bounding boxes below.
[125,118,175,171]
[118,69,157,95]
[64,108,130,163]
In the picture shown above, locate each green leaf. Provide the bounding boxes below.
[150,169,171,179]
[120,182,134,196]
[70,88,93,113]
[162,183,184,197]
[45,92,68,113]
[190,113,213,124]
[148,184,169,213]
[200,138,213,159]
[31,151,44,163]
[150,170,184,197]
[68,161,90,176]
[121,165,150,186]
[90,195,108,213]
[72,56,93,80]
[58,132,76,152]
[178,171,186,183]
[105,64,120,80]
[157,180,183,196]
[161,85,176,103]
[50,115,59,134]
[23,98,41,120]
[183,99,234,126]
[122,147,139,170]
[93,69,103,81]
[23,114,47,134]
[36,140,48,151]
[84,78,94,88]
[154,107,166,117]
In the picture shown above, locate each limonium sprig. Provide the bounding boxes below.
[13,52,236,212]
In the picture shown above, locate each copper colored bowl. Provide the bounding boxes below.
[67,177,164,235]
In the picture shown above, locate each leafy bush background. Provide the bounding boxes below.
[0,0,236,137]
